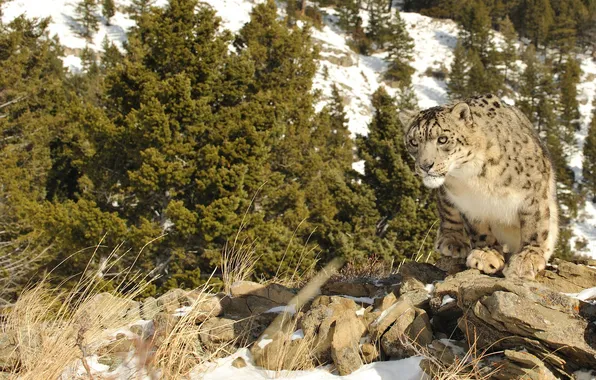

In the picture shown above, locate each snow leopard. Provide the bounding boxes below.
[399,94,558,279]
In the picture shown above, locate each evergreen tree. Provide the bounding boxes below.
[337,0,360,34]
[447,39,469,100]
[127,0,155,21]
[466,49,489,95]
[75,0,100,39]
[384,10,415,86]
[499,16,518,83]
[367,0,391,47]
[396,83,418,111]
[286,0,297,26]
[517,45,540,124]
[357,88,437,261]
[583,104,596,202]
[102,0,116,25]
[456,0,503,95]
[100,36,122,73]
[558,56,581,144]
[522,0,554,48]
[459,0,492,57]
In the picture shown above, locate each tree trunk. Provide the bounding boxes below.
[387,0,392,12]
[301,0,306,16]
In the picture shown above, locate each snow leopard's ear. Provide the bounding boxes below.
[399,109,418,132]
[451,102,472,124]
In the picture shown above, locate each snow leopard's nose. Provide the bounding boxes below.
[420,161,435,173]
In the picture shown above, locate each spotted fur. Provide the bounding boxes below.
[399,94,558,279]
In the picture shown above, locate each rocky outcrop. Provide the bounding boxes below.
[2,260,595,378]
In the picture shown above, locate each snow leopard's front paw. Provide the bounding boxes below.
[466,247,505,275]
[436,235,470,258]
[503,249,546,280]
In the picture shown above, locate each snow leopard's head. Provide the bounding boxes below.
[399,102,477,189]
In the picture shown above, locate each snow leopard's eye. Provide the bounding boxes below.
[409,139,418,147]
[437,136,448,144]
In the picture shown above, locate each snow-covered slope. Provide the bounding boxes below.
[2,0,596,258]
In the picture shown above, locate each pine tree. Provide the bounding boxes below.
[583,105,596,202]
[523,0,554,48]
[367,0,391,47]
[548,0,580,63]
[456,0,503,95]
[127,0,155,21]
[517,45,540,124]
[100,36,122,73]
[459,0,492,57]
[396,83,418,111]
[558,56,581,144]
[286,0,297,26]
[384,10,415,86]
[337,0,360,34]
[357,87,437,261]
[499,16,518,83]
[466,49,488,96]
[102,0,116,25]
[448,39,469,100]
[75,0,100,39]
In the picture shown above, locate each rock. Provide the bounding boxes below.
[373,292,397,311]
[491,350,558,380]
[451,270,596,373]
[152,312,179,347]
[265,283,296,305]
[369,299,415,340]
[434,257,467,275]
[429,299,463,339]
[252,330,312,371]
[381,307,432,358]
[230,281,295,305]
[0,333,18,371]
[360,342,379,364]
[140,297,159,320]
[400,288,431,309]
[399,277,425,293]
[322,280,378,298]
[98,334,136,354]
[536,259,596,293]
[184,291,223,320]
[231,357,247,368]
[330,309,366,375]
[399,262,446,284]
[83,292,141,322]
[98,354,126,371]
[230,281,266,298]
[425,339,464,367]
[199,317,238,353]
[156,288,187,313]
[245,295,280,314]
[311,295,359,311]
[301,297,358,363]
[315,45,355,67]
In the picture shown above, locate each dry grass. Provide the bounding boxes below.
[2,244,155,379]
[151,282,232,378]
[0,240,224,379]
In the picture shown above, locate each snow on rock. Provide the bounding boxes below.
[200,348,426,380]
[440,294,456,306]
[264,304,297,315]
[342,295,375,304]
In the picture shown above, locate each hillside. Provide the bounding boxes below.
[4,0,594,258]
